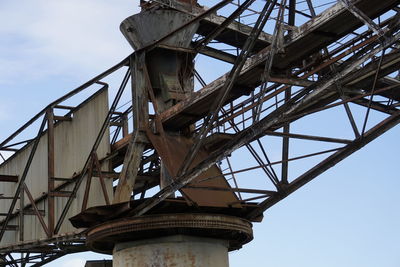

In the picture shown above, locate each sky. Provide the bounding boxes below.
[0,0,399,266]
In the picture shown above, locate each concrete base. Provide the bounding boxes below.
[113,235,229,267]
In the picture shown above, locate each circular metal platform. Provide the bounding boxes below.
[86,213,253,254]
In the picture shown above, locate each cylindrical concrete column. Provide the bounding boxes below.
[113,235,229,267]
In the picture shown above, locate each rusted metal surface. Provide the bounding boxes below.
[47,109,55,235]
[0,175,18,183]
[69,198,261,229]
[148,132,240,207]
[84,260,112,267]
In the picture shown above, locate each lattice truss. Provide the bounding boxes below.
[0,0,399,265]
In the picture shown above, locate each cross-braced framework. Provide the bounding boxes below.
[0,0,399,265]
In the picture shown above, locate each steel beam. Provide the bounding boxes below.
[0,175,18,183]
[47,108,55,235]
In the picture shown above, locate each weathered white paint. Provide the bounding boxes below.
[0,89,112,245]
[113,235,229,267]
[121,10,199,50]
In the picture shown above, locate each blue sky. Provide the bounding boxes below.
[1,1,399,266]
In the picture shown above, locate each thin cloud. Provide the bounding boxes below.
[0,0,139,84]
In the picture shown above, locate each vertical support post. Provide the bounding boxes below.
[122,114,129,138]
[288,0,296,26]
[113,54,148,204]
[93,152,110,205]
[133,53,149,131]
[19,188,24,242]
[46,109,55,235]
[281,87,291,184]
[160,163,174,197]
[81,157,94,212]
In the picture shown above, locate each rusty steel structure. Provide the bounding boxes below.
[1,0,400,265]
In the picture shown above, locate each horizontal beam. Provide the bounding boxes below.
[53,115,72,122]
[264,131,352,144]
[0,175,18,182]
[197,10,272,52]
[23,209,45,216]
[184,185,276,195]
[0,232,85,253]
[199,45,237,64]
[54,105,75,110]
[48,191,74,197]
[0,196,19,200]
[0,225,18,231]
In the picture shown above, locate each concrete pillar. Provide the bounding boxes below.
[113,235,229,267]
